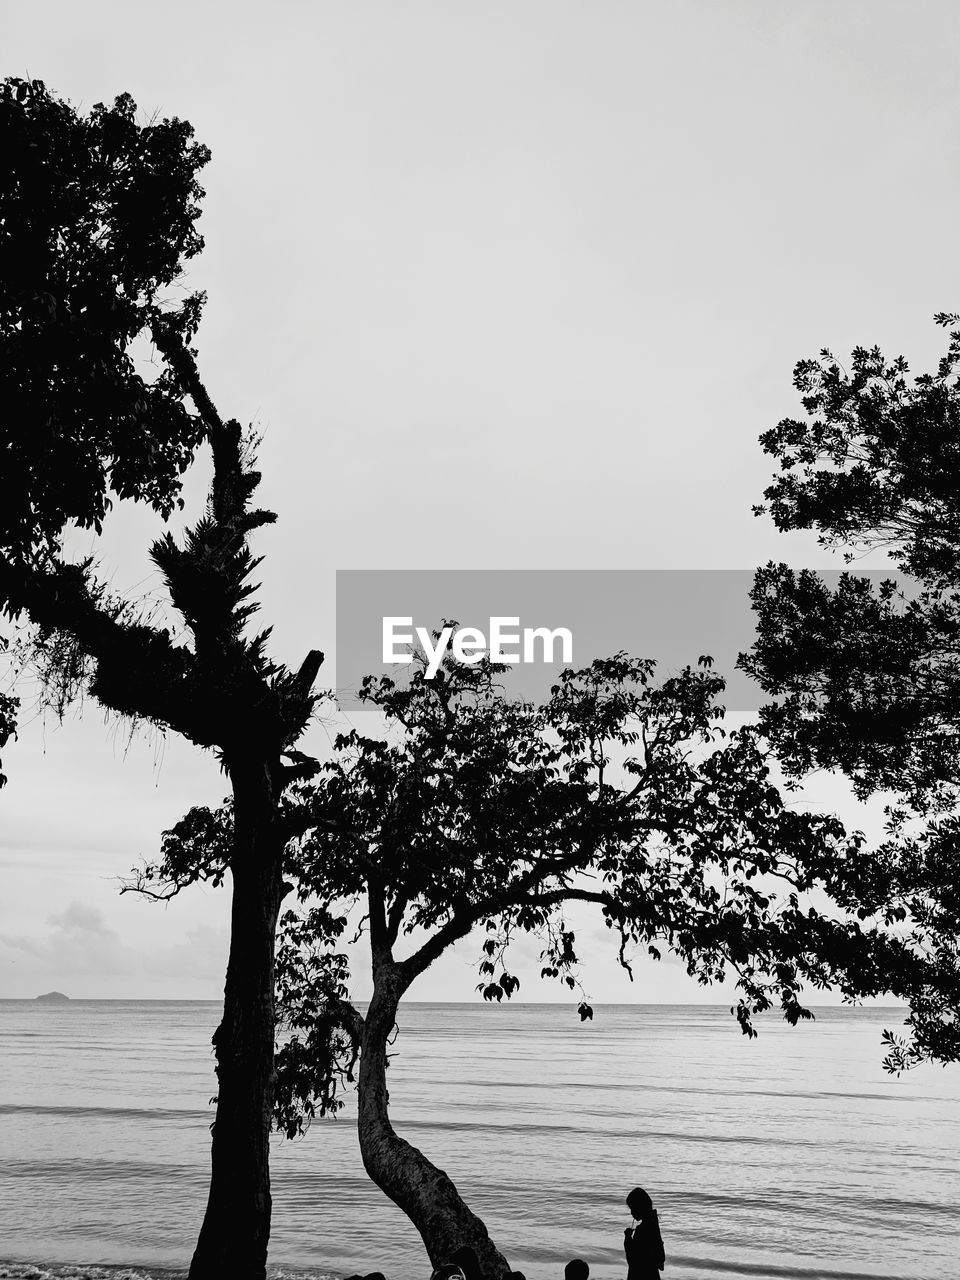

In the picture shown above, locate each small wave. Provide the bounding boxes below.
[440,1076,931,1104]
[663,1186,960,1222]
[0,1266,341,1280]
[668,1255,897,1280]
[0,1159,204,1181]
[388,1114,823,1149]
[0,1105,209,1123]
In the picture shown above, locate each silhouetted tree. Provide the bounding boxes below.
[741,313,960,1070]
[0,78,324,1278]
[152,652,927,1278]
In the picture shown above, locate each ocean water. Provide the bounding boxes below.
[0,1001,958,1280]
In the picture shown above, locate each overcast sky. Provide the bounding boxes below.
[2,2,958,1001]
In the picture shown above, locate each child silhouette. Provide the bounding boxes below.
[623,1186,665,1278]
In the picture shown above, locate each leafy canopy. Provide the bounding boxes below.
[744,315,960,804]
[0,79,322,767]
[142,650,931,1132]
[1,77,209,565]
[741,314,960,1067]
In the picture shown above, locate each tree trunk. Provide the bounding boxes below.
[188,757,284,1280]
[358,967,513,1280]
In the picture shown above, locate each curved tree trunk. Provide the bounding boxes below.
[358,965,513,1280]
[189,757,285,1280]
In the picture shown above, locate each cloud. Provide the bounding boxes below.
[50,901,115,935]
[0,899,131,974]
[0,899,228,995]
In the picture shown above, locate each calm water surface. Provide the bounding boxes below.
[0,1001,957,1280]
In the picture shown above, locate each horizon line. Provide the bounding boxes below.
[2,996,911,1007]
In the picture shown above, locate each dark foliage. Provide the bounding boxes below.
[741,314,960,1069]
[149,650,935,1277]
[1,77,209,565]
[269,652,928,1121]
[0,79,324,1278]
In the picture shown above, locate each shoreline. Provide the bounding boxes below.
[0,1265,342,1280]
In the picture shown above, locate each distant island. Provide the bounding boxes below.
[35,991,70,1002]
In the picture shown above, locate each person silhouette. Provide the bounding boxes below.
[623,1186,665,1278]
[565,1260,590,1280]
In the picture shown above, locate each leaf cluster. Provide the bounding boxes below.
[137,647,947,1126]
[286,651,923,1039]
[754,319,960,583]
[743,315,960,1067]
[1,78,209,563]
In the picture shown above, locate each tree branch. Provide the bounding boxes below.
[150,313,227,438]
[0,557,224,746]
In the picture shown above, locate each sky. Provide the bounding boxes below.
[2,1,959,1001]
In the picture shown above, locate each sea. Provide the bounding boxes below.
[0,1001,958,1280]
